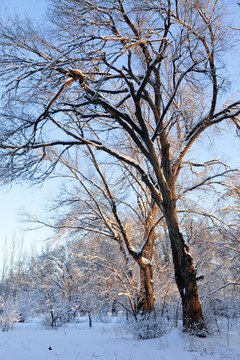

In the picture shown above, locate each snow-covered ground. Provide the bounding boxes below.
[0,318,239,360]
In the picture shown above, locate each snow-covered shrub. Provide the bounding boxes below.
[129,311,169,339]
[0,297,21,332]
[200,283,240,335]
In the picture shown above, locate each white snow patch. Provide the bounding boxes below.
[142,257,151,265]
[129,246,142,255]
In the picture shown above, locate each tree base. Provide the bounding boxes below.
[183,324,208,338]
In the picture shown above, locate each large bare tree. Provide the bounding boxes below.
[0,0,240,334]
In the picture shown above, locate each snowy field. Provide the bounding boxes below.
[0,318,240,360]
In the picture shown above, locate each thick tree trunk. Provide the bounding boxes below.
[171,235,204,332]
[165,208,205,335]
[137,264,155,314]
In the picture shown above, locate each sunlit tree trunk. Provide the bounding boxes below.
[162,191,205,334]
[136,203,158,314]
[137,264,155,313]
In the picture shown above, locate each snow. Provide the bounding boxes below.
[0,318,240,360]
[142,257,151,265]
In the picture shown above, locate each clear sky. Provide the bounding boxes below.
[0,0,239,274]
[0,0,47,19]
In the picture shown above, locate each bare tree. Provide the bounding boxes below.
[0,0,240,334]
[27,146,161,314]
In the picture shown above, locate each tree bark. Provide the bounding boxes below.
[164,204,205,335]
[137,263,155,314]
[136,203,158,314]
[151,141,206,335]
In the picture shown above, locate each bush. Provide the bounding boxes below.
[0,297,21,332]
[129,311,173,339]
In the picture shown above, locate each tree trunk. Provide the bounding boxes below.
[165,207,205,335]
[136,203,158,314]
[50,307,55,328]
[137,264,155,314]
[88,312,92,328]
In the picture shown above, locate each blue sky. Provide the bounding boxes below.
[0,0,239,273]
[0,0,50,271]
[0,0,47,19]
